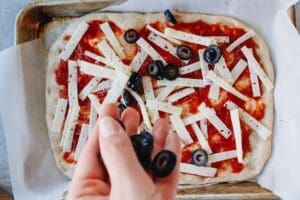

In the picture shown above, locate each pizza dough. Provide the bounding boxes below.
[46,12,274,184]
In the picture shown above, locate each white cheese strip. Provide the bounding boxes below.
[88,94,102,115]
[207,150,237,164]
[59,21,89,61]
[129,89,152,130]
[142,76,159,123]
[206,71,249,101]
[210,36,230,43]
[179,62,201,75]
[164,28,214,46]
[170,115,193,144]
[62,106,80,152]
[74,123,89,161]
[199,50,210,85]
[191,123,213,154]
[248,59,261,97]
[230,59,248,84]
[147,100,183,116]
[167,88,195,103]
[148,32,179,60]
[142,76,155,101]
[208,83,220,100]
[226,29,256,52]
[156,85,177,101]
[241,46,274,91]
[180,163,217,177]
[100,22,126,59]
[199,103,231,138]
[157,78,204,88]
[102,72,129,105]
[215,56,233,84]
[225,101,271,140]
[208,67,221,100]
[154,87,164,96]
[182,113,205,125]
[240,110,271,140]
[60,106,72,147]
[92,79,112,93]
[146,25,181,44]
[97,40,127,74]
[88,105,97,136]
[200,118,208,138]
[78,60,115,79]
[84,50,111,67]
[136,37,167,65]
[51,98,68,132]
[229,108,243,163]
[130,49,148,72]
[68,60,79,106]
[79,77,102,101]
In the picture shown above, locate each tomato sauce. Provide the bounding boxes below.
[56,19,265,173]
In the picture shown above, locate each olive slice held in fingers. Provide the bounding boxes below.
[203,45,222,64]
[131,131,153,157]
[118,103,127,115]
[127,72,142,92]
[151,150,177,178]
[191,149,208,166]
[124,29,139,44]
[122,89,135,106]
[148,60,165,80]
[164,9,177,24]
[130,131,154,170]
[177,45,193,60]
[164,64,179,81]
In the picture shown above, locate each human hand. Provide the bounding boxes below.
[67,104,181,200]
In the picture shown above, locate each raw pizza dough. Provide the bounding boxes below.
[46,12,274,184]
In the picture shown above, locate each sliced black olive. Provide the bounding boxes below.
[139,131,154,153]
[118,103,127,115]
[127,72,142,92]
[176,45,193,60]
[148,60,164,80]
[124,29,139,44]
[191,149,208,166]
[152,150,177,178]
[164,64,179,81]
[122,89,135,106]
[130,131,153,157]
[140,155,152,170]
[130,132,154,170]
[164,9,177,24]
[203,45,222,64]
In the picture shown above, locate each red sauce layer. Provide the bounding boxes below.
[55,19,265,174]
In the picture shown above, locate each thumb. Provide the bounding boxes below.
[98,116,151,188]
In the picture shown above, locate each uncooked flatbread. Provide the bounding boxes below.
[46,12,274,184]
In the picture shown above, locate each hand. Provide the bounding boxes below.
[68,104,181,200]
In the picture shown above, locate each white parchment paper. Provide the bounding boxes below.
[1,0,300,199]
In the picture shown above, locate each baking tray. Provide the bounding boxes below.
[15,1,292,199]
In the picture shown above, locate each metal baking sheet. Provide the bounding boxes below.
[14,1,286,199]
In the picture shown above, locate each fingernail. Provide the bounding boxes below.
[99,117,121,138]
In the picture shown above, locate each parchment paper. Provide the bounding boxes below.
[1,0,300,199]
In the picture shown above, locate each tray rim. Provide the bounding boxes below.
[14,0,125,44]
[14,1,297,45]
